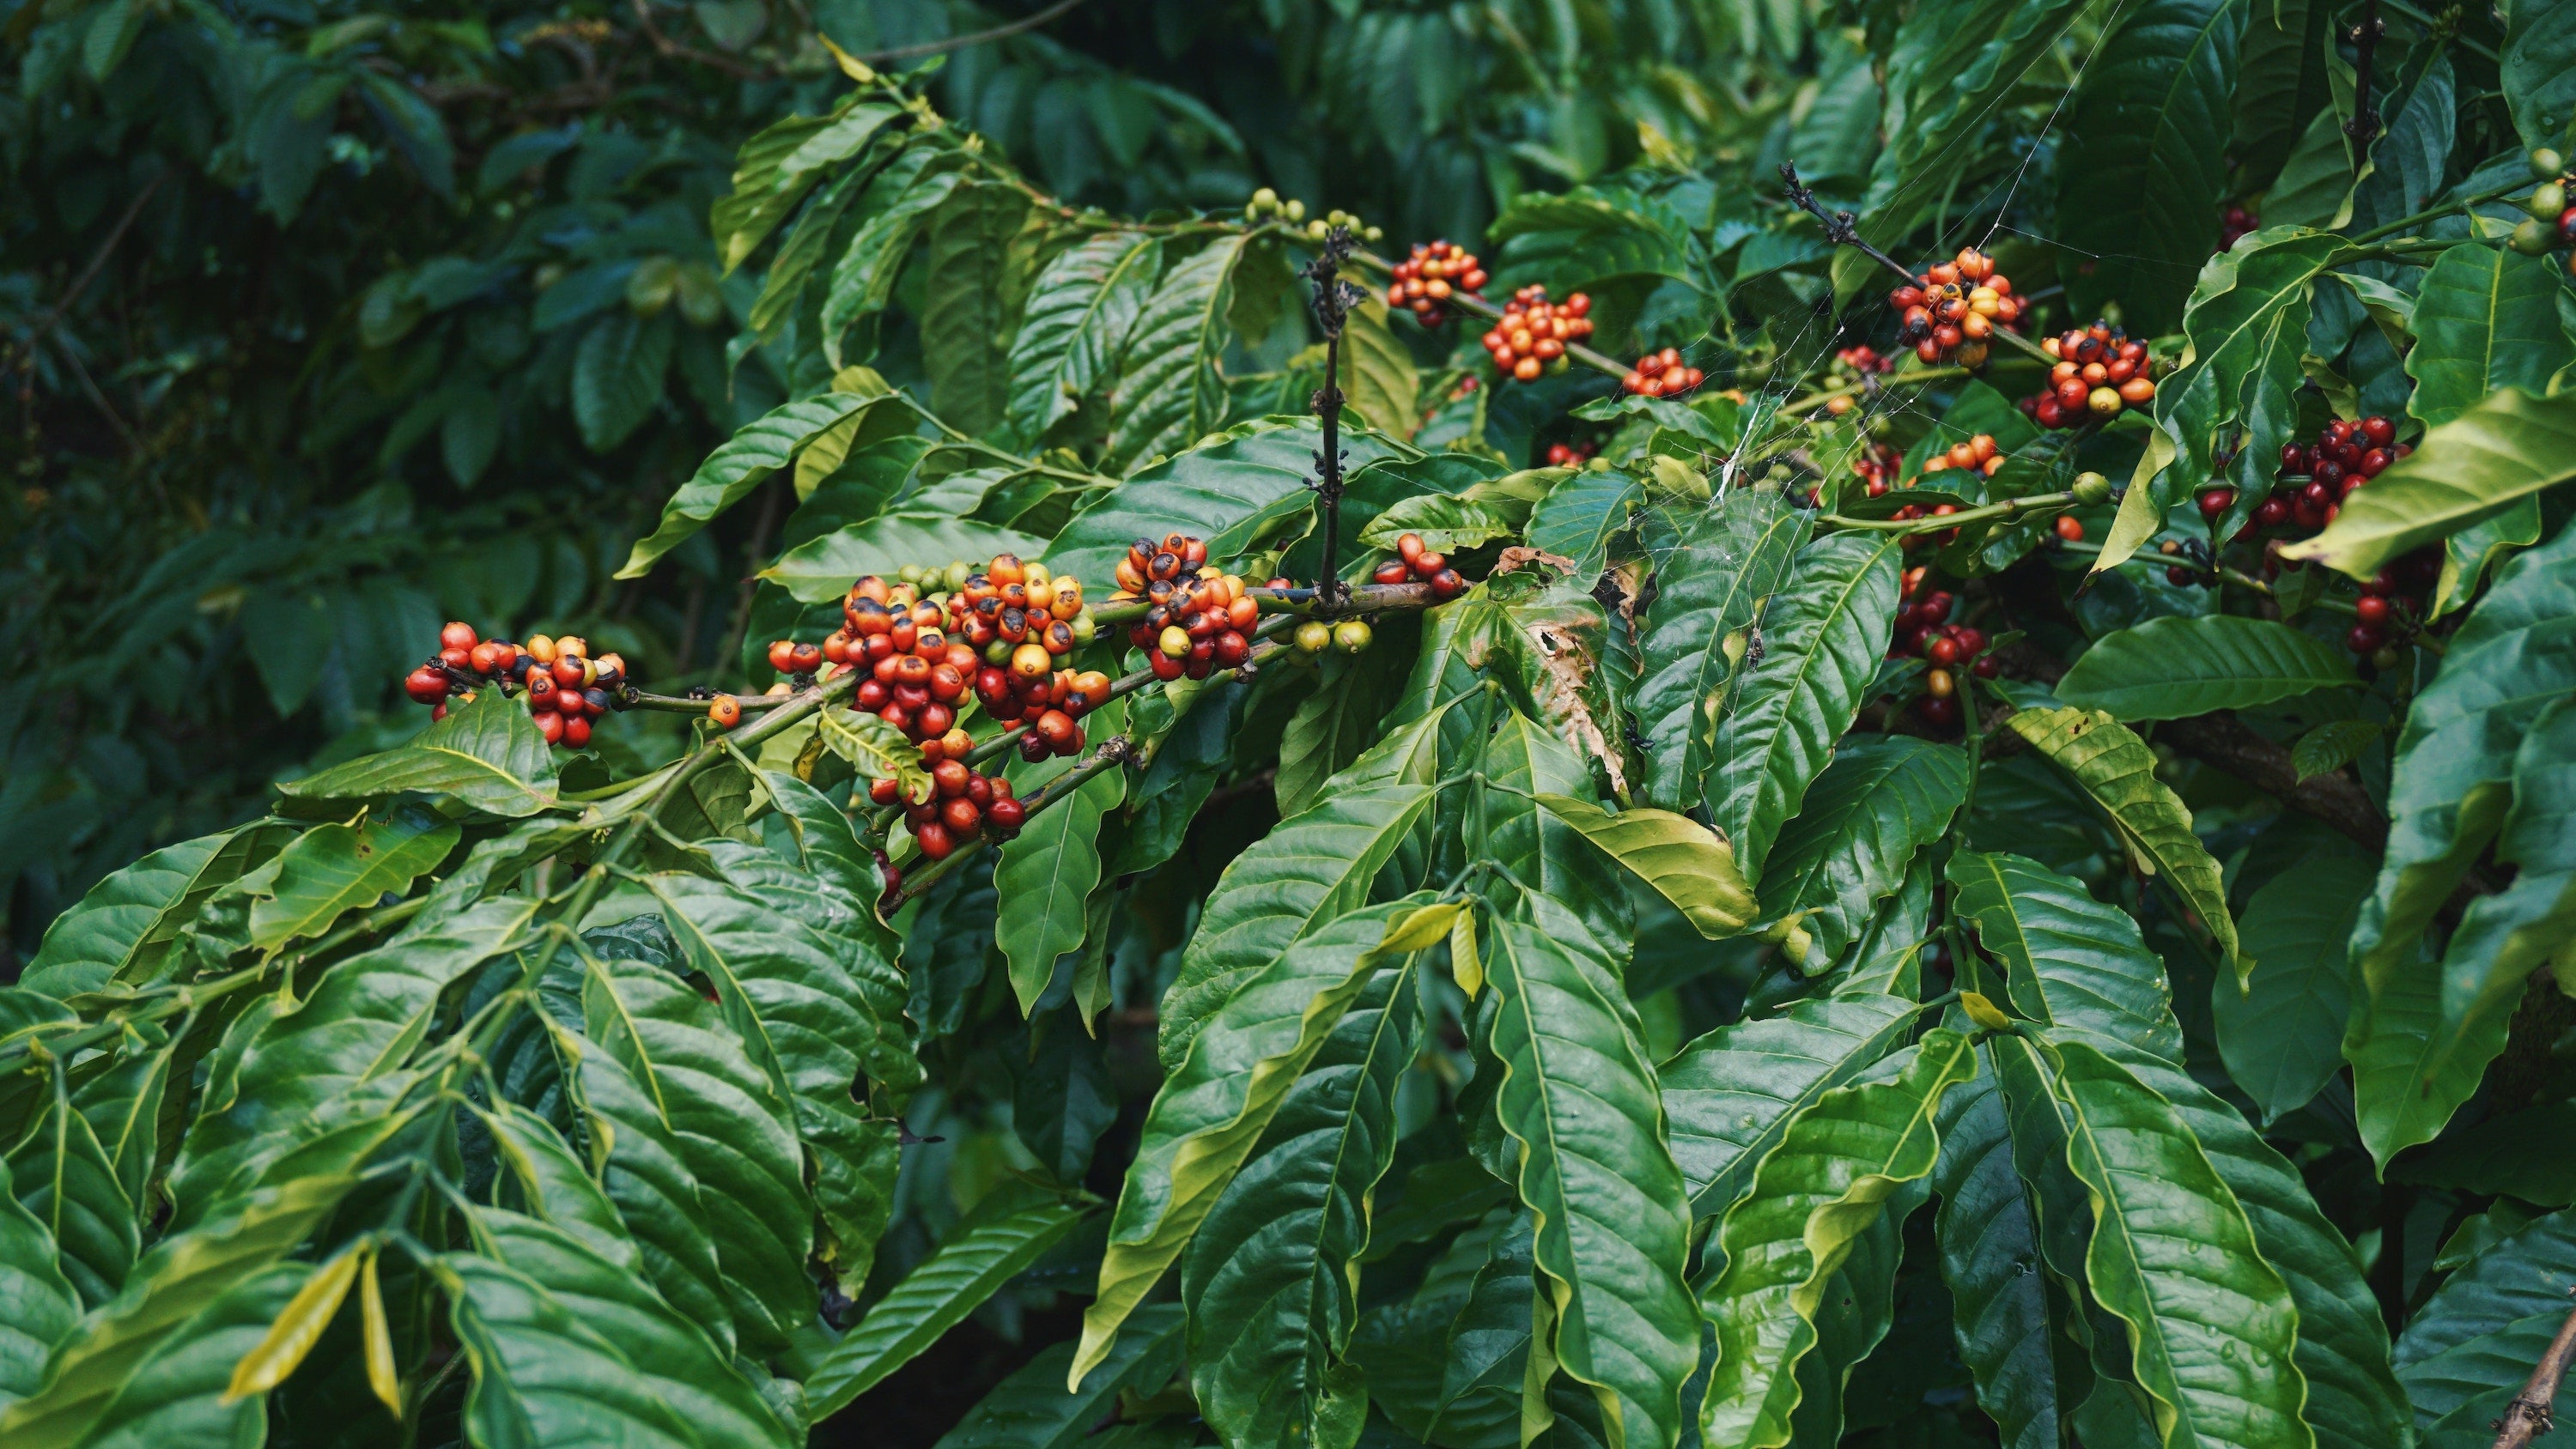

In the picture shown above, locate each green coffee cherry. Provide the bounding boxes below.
[2512,219,2556,256]
[2529,181,2567,221]
[1251,186,1279,212]
[1283,198,1306,222]
[1332,619,1373,654]
[2532,149,2565,182]
[1293,621,1332,654]
[2071,470,2113,506]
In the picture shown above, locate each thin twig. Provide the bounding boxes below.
[2491,1291,2576,1448]
[1304,228,1362,611]
[624,0,772,78]
[1779,161,2054,366]
[851,0,1091,64]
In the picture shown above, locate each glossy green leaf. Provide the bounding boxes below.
[1947,851,2184,1063]
[945,1306,1185,1449]
[2503,0,2576,155]
[2040,1038,2312,1449]
[1005,231,1161,444]
[818,163,966,369]
[476,1100,641,1273]
[2211,839,2372,1121]
[2055,615,2355,720]
[170,899,537,1224]
[1700,1031,1977,1449]
[1048,418,1410,599]
[1632,488,1809,812]
[619,388,878,578]
[2231,0,2331,194]
[1483,901,1698,1449]
[571,309,672,452]
[86,1260,308,1446]
[575,952,812,1354]
[1758,737,1967,961]
[2398,1205,2576,1424]
[2282,389,2576,579]
[1157,783,1438,1073]
[2404,246,2576,433]
[1355,494,1525,555]
[0,1173,358,1449]
[646,869,914,1271]
[8,1069,136,1311]
[1104,233,1258,469]
[2002,708,2240,978]
[0,1188,79,1412]
[437,1251,700,1449]
[2053,0,2239,334]
[920,183,1037,437]
[2344,520,2576,1165]
[20,825,288,997]
[2291,718,2381,780]
[1525,470,1643,575]
[1863,0,2093,245]
[710,100,897,271]
[1532,793,1754,940]
[1182,961,1422,1449]
[1705,530,1903,882]
[245,806,458,952]
[1340,299,1419,443]
[1276,643,1412,820]
[469,1207,799,1447]
[2397,1100,2576,1208]
[1080,900,1459,1387]
[1481,710,1633,949]
[761,512,1048,603]
[996,743,1127,1016]
[1660,991,1921,1217]
[279,688,557,817]
[807,1190,1091,1419]
[2108,231,2355,571]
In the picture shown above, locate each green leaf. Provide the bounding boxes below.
[21,825,289,997]
[1532,793,1755,940]
[1005,232,1162,444]
[2055,615,2355,721]
[2108,231,2355,572]
[278,688,558,817]
[2231,0,2332,195]
[807,1190,1091,1419]
[1632,489,1810,812]
[645,870,915,1269]
[1156,783,1438,1073]
[468,1208,799,1448]
[437,1252,699,1449]
[617,391,876,578]
[2291,718,2381,780]
[996,743,1127,1015]
[1947,851,2185,1064]
[1080,900,1460,1387]
[2053,0,2240,334]
[922,184,1038,437]
[0,1188,79,1412]
[1182,961,1422,1449]
[1660,992,1921,1217]
[1862,0,2094,243]
[1275,641,1411,820]
[2001,708,2241,979]
[1483,901,1698,1449]
[1481,709,1634,948]
[1340,300,1419,443]
[1355,494,1525,555]
[712,102,899,273]
[819,163,967,369]
[576,954,812,1354]
[945,1306,1186,1449]
[0,1173,358,1449]
[1705,531,1904,883]
[2343,520,2576,1165]
[476,1100,641,1273]
[1526,470,1643,575]
[2040,1038,2313,1449]
[2398,1100,2576,1208]
[246,806,459,952]
[2503,0,2576,155]
[2097,1043,2411,1448]
[2399,1206,2576,1423]
[1759,737,1968,961]
[169,900,537,1225]
[1700,1031,1978,1449]
[2212,839,2372,1121]
[572,309,673,452]
[8,1070,137,1310]
[1104,233,1260,470]
[2281,389,2576,579]
[78,1260,309,1446]
[1490,186,1694,294]
[761,512,1048,603]
[1049,418,1411,597]
[2404,246,2576,433]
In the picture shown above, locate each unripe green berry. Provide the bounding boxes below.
[1251,186,1279,211]
[2532,149,2566,182]
[1364,226,1383,241]
[1283,198,1305,222]
[1308,219,1329,239]
[1294,621,1332,654]
[2529,181,2567,221]
[2512,219,2556,256]
[2071,471,2113,506]
[1332,619,1373,654]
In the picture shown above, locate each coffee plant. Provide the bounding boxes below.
[11,3,2576,1447]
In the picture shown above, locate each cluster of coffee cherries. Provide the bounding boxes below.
[1114,534,1272,682]
[1841,440,1905,500]
[1369,532,1468,597]
[2019,324,2157,428]
[863,734,1027,862]
[1385,243,1485,326]
[1835,343,1898,377]
[2341,551,2443,665]
[1543,440,1598,467]
[2220,415,2408,535]
[1890,576,1996,728]
[2506,149,2576,270]
[1482,287,1594,382]
[1890,248,2019,367]
[1917,431,2007,482]
[1620,348,1705,397]
[1244,189,1382,245]
[402,622,626,748]
[2218,204,2262,251]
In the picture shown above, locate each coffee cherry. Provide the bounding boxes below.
[2346,623,2386,654]
[2072,471,2113,506]
[1333,620,1373,654]
[914,821,955,860]
[1925,667,1955,698]
[404,666,451,705]
[440,621,478,652]
[869,776,902,805]
[2531,181,2569,221]
[562,715,592,748]
[2197,488,2234,519]
[2534,148,2567,182]
[1373,558,1411,585]
[1918,694,1959,728]
[986,797,1026,835]
[708,695,742,729]
[1294,621,1333,654]
[2354,594,2391,626]
[2512,219,2555,256]
[2053,514,2085,542]
[941,797,981,835]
